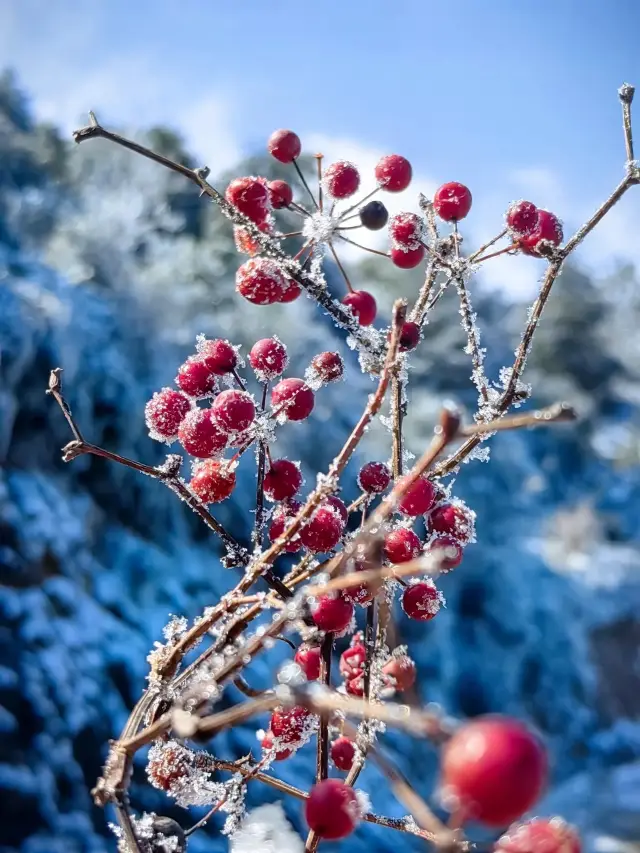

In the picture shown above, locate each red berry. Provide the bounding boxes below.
[505,200,539,236]
[425,536,463,572]
[428,501,475,543]
[401,580,443,621]
[433,182,472,222]
[497,818,580,853]
[270,705,313,746]
[342,290,377,326]
[268,129,301,163]
[294,643,322,681]
[177,408,228,458]
[264,459,302,501]
[305,779,360,839]
[330,737,357,772]
[518,210,563,256]
[441,716,548,826]
[236,257,288,305]
[176,358,216,398]
[358,461,391,494]
[309,351,344,384]
[343,558,377,607]
[147,743,190,791]
[339,635,366,679]
[382,655,416,691]
[210,389,256,436]
[300,505,344,552]
[325,495,348,523]
[398,475,437,516]
[390,245,425,269]
[389,212,424,249]
[311,592,354,633]
[145,388,191,441]
[271,378,315,421]
[323,161,360,199]
[190,459,236,503]
[399,320,421,351]
[375,154,412,192]
[269,501,303,553]
[268,179,293,209]
[384,528,421,564]
[249,337,288,380]
[345,674,365,696]
[261,730,292,761]
[234,220,272,256]
[279,277,302,303]
[225,176,271,223]
[197,338,237,375]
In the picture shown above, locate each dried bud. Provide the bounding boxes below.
[619,83,635,105]
[439,404,462,439]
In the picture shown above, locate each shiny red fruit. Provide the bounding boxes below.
[398,475,437,516]
[294,643,322,680]
[330,737,357,772]
[399,320,421,352]
[310,351,344,383]
[268,129,301,163]
[271,377,315,421]
[268,179,293,208]
[210,389,256,435]
[425,535,463,572]
[384,528,422,564]
[358,461,391,494]
[428,501,475,544]
[176,358,216,398]
[433,181,472,222]
[375,153,412,192]
[268,500,303,553]
[145,388,191,441]
[249,337,288,380]
[323,161,360,199]
[264,459,302,502]
[305,779,360,840]
[342,290,377,325]
[496,818,580,853]
[190,460,236,503]
[177,409,228,458]
[401,580,443,621]
[225,176,271,223]
[198,338,237,375]
[390,245,425,269]
[518,210,563,256]
[270,705,312,746]
[300,506,344,552]
[325,495,348,523]
[311,592,354,633]
[236,258,288,305]
[505,200,539,236]
[389,212,424,249]
[261,730,292,761]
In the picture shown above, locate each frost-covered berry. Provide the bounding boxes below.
[399,320,421,352]
[271,377,315,421]
[506,200,539,236]
[390,245,425,269]
[433,182,473,222]
[261,730,292,761]
[268,129,301,163]
[234,219,272,257]
[358,461,391,494]
[382,655,416,691]
[339,634,365,679]
[145,388,191,442]
[325,495,348,523]
[264,459,302,501]
[198,338,238,375]
[147,742,190,791]
[294,643,322,680]
[384,528,421,564]
[210,389,256,435]
[305,778,360,840]
[190,459,236,503]
[269,501,303,552]
[496,818,580,853]
[178,409,227,458]
[225,176,271,223]
[343,559,376,606]
[268,179,293,209]
[236,258,288,305]
[300,505,344,552]
[176,358,217,398]
[398,474,437,516]
[518,209,563,256]
[323,161,360,199]
[428,501,475,544]
[311,592,354,633]
[309,351,344,384]
[401,579,443,621]
[425,535,463,572]
[331,737,357,772]
[342,290,377,326]
[441,716,548,826]
[279,278,302,302]
[375,154,412,192]
[270,705,312,746]
[389,212,424,249]
[359,200,389,230]
[249,337,288,380]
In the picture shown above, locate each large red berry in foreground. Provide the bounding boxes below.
[198,338,237,375]
[518,210,563,256]
[269,501,303,552]
[190,460,236,503]
[398,474,437,516]
[399,321,421,352]
[225,176,271,223]
[270,705,312,746]
[264,459,302,501]
[300,506,344,552]
[323,161,360,199]
[249,337,288,380]
[261,730,292,761]
[401,579,443,621]
[390,245,425,269]
[340,636,366,679]
[268,179,293,209]
[496,818,581,853]
[389,212,424,249]
[176,358,217,398]
[375,153,412,192]
[294,643,322,681]
[211,389,256,435]
[428,501,475,544]
[178,409,227,458]
[384,528,421,564]
[268,129,301,163]
[236,258,288,305]
[271,378,315,421]
[279,277,302,303]
[425,535,463,572]
[342,290,377,326]
[433,181,473,222]
[305,779,360,840]
[145,388,191,441]
[311,592,354,633]
[506,200,539,236]
[310,351,344,384]
[358,461,391,494]
[331,737,357,772]
[441,716,548,826]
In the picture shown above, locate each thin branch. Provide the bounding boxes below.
[468,227,509,263]
[328,242,355,293]
[455,276,490,405]
[619,83,635,164]
[293,159,319,210]
[409,261,438,324]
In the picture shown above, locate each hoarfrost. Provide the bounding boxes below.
[229,803,303,853]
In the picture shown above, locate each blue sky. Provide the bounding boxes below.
[2,0,640,295]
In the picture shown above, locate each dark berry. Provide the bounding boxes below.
[271,378,315,421]
[268,179,293,209]
[375,154,412,192]
[264,459,302,501]
[177,409,227,458]
[310,351,344,383]
[311,592,354,633]
[268,129,301,163]
[506,200,539,236]
[433,182,472,222]
[330,737,357,772]
[390,245,425,269]
[225,176,271,223]
[323,161,360,199]
[236,258,288,305]
[305,779,360,840]
[384,528,421,564]
[145,388,191,441]
[342,290,377,325]
[358,461,391,494]
[198,338,237,375]
[389,212,424,249]
[210,389,256,435]
[359,199,389,230]
[294,643,322,680]
[190,460,236,503]
[176,358,216,398]
[401,580,444,621]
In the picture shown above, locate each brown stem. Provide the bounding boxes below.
[468,227,509,262]
[409,261,438,324]
[328,241,354,293]
[454,276,490,405]
[619,83,635,164]
[253,382,269,549]
[337,233,390,258]
[471,243,518,264]
[293,159,320,211]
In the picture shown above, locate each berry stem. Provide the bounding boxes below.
[619,82,636,164]
[468,227,509,262]
[328,242,354,293]
[472,243,518,263]
[315,153,324,212]
[338,186,380,221]
[455,275,490,405]
[293,159,320,210]
[289,200,312,217]
[337,233,390,258]
[232,368,247,391]
[253,382,269,549]
[409,261,438,325]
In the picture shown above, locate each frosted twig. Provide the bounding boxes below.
[619,83,635,164]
